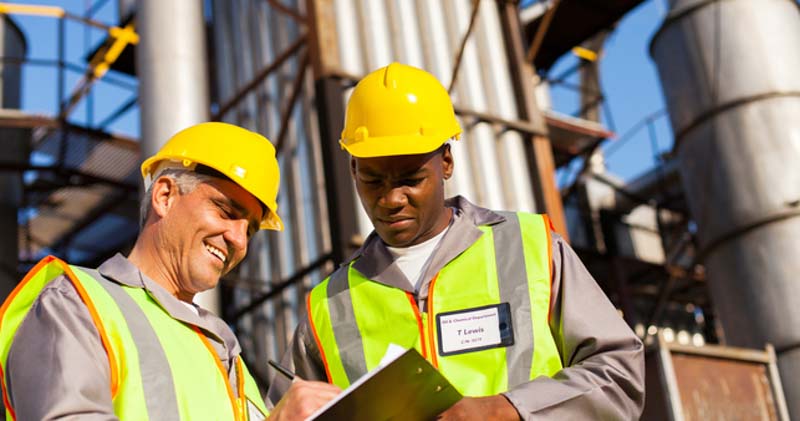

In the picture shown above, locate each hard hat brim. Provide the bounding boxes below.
[340,133,459,158]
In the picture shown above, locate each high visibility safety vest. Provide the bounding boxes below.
[0,256,268,421]
[308,212,564,396]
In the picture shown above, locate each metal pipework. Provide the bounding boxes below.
[135,0,214,312]
[651,0,800,416]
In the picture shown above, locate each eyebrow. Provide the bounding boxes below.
[213,196,261,234]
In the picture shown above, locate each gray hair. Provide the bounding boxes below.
[139,168,214,229]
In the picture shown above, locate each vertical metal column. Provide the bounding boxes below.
[496,1,568,240]
[0,16,28,301]
[0,127,28,301]
[307,0,359,265]
[135,0,215,311]
[651,0,800,416]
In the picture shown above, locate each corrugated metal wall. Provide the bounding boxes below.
[210,0,332,384]
[336,0,538,232]
[209,0,540,386]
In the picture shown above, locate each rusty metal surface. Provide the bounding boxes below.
[644,334,790,421]
[671,353,779,421]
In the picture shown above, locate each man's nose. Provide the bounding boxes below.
[224,219,249,253]
[378,186,407,209]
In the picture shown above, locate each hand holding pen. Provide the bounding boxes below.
[266,360,341,421]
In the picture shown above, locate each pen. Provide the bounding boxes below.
[268,359,297,381]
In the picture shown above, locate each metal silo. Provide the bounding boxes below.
[651,0,800,415]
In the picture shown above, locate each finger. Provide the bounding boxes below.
[285,381,341,405]
[290,380,341,395]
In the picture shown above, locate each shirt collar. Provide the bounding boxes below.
[97,253,241,358]
[348,195,506,293]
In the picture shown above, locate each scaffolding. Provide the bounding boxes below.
[0,0,723,396]
[0,1,140,270]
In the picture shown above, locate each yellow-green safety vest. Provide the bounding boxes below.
[308,212,563,396]
[0,256,268,420]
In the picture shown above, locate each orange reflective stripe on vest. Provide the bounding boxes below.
[308,212,563,396]
[0,256,267,420]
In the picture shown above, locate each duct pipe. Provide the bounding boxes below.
[136,0,215,312]
[651,0,800,415]
[0,16,27,301]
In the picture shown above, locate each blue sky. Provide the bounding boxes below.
[8,0,139,136]
[8,0,672,182]
[549,0,674,183]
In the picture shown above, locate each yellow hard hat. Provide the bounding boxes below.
[340,62,461,158]
[141,122,284,231]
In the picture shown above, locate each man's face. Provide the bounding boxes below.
[351,146,454,247]
[158,177,263,301]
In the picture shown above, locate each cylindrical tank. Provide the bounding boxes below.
[0,15,28,301]
[651,0,800,416]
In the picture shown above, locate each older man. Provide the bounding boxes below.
[268,63,644,420]
[0,122,338,420]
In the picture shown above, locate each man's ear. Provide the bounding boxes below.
[350,156,357,178]
[441,144,454,180]
[150,176,180,219]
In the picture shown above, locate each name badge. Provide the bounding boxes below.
[436,303,514,356]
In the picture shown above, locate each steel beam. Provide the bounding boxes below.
[497,0,568,240]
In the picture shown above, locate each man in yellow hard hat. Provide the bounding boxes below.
[268,63,644,419]
[0,122,339,420]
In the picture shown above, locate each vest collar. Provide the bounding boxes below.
[349,196,506,296]
[97,254,241,359]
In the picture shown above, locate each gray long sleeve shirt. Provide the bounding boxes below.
[4,254,248,421]
[267,196,645,420]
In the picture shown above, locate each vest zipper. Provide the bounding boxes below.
[406,273,441,368]
[405,292,427,359]
[426,273,440,368]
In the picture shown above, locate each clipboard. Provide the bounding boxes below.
[308,348,463,421]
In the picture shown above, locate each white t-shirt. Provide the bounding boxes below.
[386,225,449,291]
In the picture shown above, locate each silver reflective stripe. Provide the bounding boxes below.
[326,265,367,384]
[79,268,180,420]
[493,212,534,388]
[248,400,266,421]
